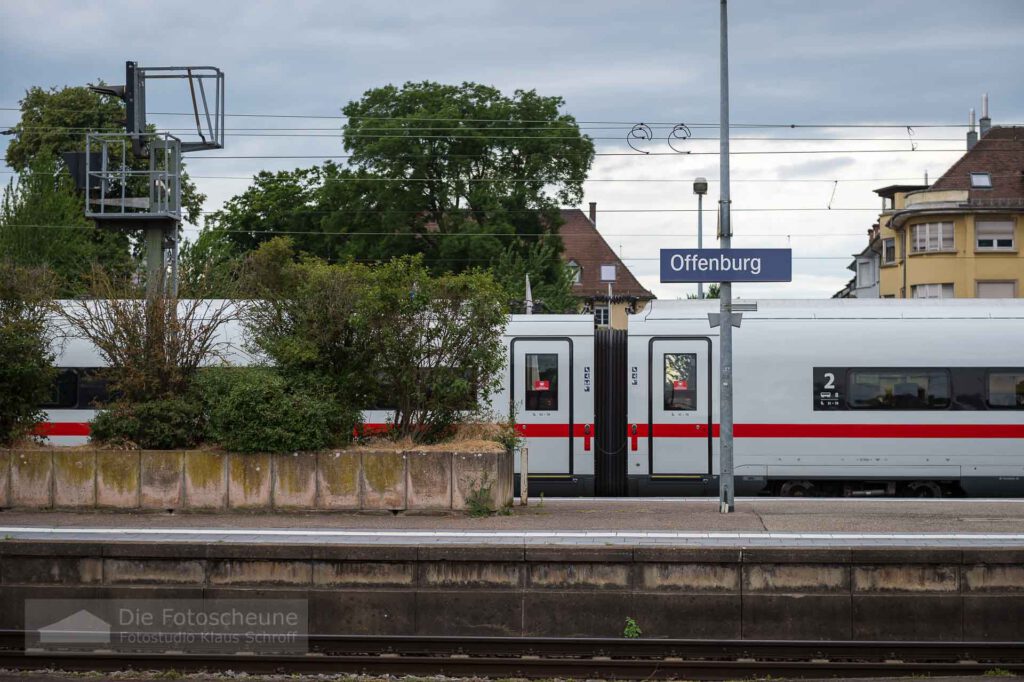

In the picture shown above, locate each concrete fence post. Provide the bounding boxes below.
[520,446,528,507]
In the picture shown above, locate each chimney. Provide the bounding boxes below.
[588,201,597,226]
[979,93,991,137]
[967,108,977,150]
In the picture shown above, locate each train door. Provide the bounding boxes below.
[648,338,712,477]
[512,339,573,476]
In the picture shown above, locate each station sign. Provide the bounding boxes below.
[660,248,792,283]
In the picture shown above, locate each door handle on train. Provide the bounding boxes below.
[583,423,591,452]
[630,423,638,451]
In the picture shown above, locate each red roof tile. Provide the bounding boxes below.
[929,126,1024,203]
[558,208,654,300]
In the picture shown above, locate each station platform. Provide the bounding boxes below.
[2,498,1023,547]
[3,499,1023,641]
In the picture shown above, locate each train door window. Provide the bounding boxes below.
[847,370,951,409]
[77,369,112,409]
[988,372,1024,409]
[40,369,78,408]
[663,353,697,410]
[525,353,558,410]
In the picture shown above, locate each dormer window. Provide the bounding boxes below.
[567,260,581,285]
[970,172,993,188]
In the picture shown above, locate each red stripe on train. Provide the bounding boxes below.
[602,423,1024,440]
[33,421,1024,441]
[34,422,91,437]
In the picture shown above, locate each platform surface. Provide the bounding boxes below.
[2,498,1024,547]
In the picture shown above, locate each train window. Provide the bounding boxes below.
[525,353,558,411]
[988,372,1024,409]
[40,369,78,408]
[76,369,112,409]
[847,370,951,410]
[664,353,697,411]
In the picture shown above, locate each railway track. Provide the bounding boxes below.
[3,633,1024,679]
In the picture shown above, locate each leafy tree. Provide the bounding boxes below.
[200,82,594,310]
[0,261,57,446]
[687,283,721,300]
[0,156,133,295]
[242,239,508,443]
[5,85,206,224]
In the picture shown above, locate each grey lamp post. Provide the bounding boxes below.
[694,176,708,299]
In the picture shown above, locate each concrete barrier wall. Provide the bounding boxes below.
[0,543,1020,640]
[0,448,512,513]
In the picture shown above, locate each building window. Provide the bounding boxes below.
[524,353,558,411]
[848,369,951,410]
[567,260,581,285]
[856,260,873,287]
[977,281,1016,298]
[976,220,1015,250]
[663,353,697,411]
[911,283,954,299]
[988,372,1024,409]
[594,303,609,327]
[882,238,896,264]
[970,172,993,188]
[911,222,954,253]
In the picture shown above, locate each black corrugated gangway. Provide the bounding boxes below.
[594,328,628,496]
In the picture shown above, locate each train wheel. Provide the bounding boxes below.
[779,480,816,497]
[906,481,943,498]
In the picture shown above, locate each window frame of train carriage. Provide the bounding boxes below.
[39,368,112,410]
[509,337,575,477]
[813,366,1024,412]
[646,336,714,478]
[988,370,1024,409]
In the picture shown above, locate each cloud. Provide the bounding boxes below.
[2,0,1022,300]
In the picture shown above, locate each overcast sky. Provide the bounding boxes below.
[2,0,1022,299]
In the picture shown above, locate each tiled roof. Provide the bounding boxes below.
[929,126,1024,202]
[558,208,654,300]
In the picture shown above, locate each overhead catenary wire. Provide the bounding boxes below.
[1,105,1012,128]
[5,223,872,238]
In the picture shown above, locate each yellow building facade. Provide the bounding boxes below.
[874,126,1024,299]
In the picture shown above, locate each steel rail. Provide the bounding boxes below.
[2,633,1024,678]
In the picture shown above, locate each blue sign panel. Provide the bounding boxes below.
[660,248,792,283]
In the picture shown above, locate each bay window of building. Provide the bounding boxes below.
[911,222,954,253]
[911,283,954,299]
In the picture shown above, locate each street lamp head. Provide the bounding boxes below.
[693,177,708,195]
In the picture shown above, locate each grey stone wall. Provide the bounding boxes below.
[0,542,1020,640]
[0,448,512,513]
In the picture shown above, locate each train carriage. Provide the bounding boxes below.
[626,299,1024,497]
[36,299,1024,497]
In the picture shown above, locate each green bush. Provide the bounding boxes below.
[199,368,357,453]
[0,262,56,446]
[90,398,205,449]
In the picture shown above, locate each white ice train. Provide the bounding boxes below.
[39,299,1024,497]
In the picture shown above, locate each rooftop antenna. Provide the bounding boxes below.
[81,61,225,298]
